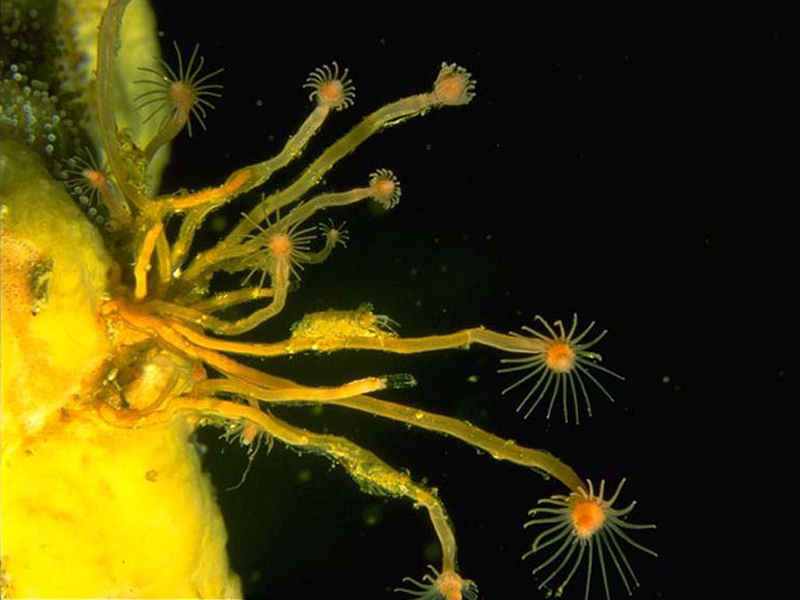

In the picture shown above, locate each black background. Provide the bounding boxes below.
[147,2,789,598]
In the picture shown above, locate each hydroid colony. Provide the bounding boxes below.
[0,1,656,597]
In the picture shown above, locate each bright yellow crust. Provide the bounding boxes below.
[0,141,241,598]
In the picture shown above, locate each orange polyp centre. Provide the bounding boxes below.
[83,169,105,189]
[240,423,259,445]
[571,499,606,538]
[437,570,467,600]
[436,73,466,104]
[546,341,575,372]
[373,176,395,199]
[169,80,195,112]
[318,80,344,105]
[268,232,292,257]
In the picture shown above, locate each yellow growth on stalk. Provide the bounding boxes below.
[0,1,656,598]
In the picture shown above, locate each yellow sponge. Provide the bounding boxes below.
[1,141,241,598]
